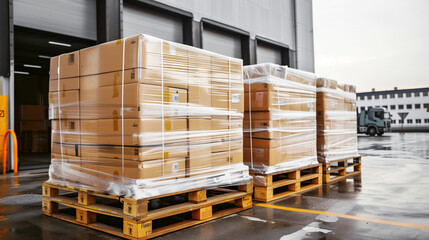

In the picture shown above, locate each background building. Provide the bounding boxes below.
[0,0,315,170]
[357,87,429,132]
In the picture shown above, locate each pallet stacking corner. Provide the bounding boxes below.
[322,156,361,184]
[41,181,253,240]
[250,164,322,202]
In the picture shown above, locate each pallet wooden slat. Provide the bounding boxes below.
[250,164,322,202]
[322,156,361,184]
[42,181,252,240]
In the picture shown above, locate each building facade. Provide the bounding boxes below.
[357,87,429,131]
[0,0,315,170]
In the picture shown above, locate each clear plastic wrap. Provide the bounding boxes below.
[243,63,319,175]
[316,78,359,163]
[47,34,251,199]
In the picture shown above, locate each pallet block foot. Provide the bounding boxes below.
[122,199,148,219]
[42,199,58,214]
[123,219,152,238]
[76,209,96,224]
[78,192,96,205]
[235,196,252,208]
[188,190,207,203]
[192,206,213,220]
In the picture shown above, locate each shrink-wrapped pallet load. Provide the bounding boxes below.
[48,34,250,199]
[316,78,359,162]
[243,63,318,174]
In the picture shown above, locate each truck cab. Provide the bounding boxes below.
[357,107,391,136]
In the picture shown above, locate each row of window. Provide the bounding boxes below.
[392,119,429,124]
[359,91,429,100]
[360,103,429,111]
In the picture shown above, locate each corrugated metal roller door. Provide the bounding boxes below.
[257,44,282,64]
[123,3,183,43]
[13,0,97,40]
[202,28,241,59]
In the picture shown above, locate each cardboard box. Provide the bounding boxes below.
[79,36,189,89]
[81,142,188,161]
[80,118,187,146]
[244,90,302,112]
[243,119,315,139]
[49,77,79,92]
[189,119,211,144]
[211,139,243,153]
[20,105,46,121]
[51,142,80,157]
[51,119,80,144]
[211,149,243,168]
[188,145,212,176]
[48,90,80,119]
[80,82,188,119]
[49,51,79,80]
[211,118,242,150]
[82,157,186,180]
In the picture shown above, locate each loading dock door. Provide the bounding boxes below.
[202,27,241,59]
[13,0,97,40]
[257,44,282,64]
[123,2,183,43]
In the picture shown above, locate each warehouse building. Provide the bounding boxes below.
[356,87,429,131]
[0,0,314,171]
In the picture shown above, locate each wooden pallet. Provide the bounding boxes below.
[42,181,253,239]
[250,164,322,202]
[322,156,361,184]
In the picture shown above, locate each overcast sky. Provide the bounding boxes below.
[312,0,429,92]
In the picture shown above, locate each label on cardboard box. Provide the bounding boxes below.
[231,94,240,104]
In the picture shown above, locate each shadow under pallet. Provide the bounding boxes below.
[250,164,322,202]
[42,181,253,240]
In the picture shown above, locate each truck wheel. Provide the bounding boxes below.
[367,127,376,136]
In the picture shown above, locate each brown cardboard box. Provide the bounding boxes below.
[244,90,301,112]
[189,51,211,117]
[81,142,188,161]
[211,149,243,168]
[49,77,79,92]
[81,118,187,146]
[80,82,188,119]
[20,105,46,121]
[243,119,315,139]
[211,139,243,153]
[51,142,80,157]
[188,145,211,176]
[83,157,186,180]
[49,51,79,80]
[51,119,80,144]
[48,90,80,119]
[211,118,242,146]
[189,119,211,144]
[79,36,189,89]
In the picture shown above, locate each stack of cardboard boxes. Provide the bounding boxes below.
[243,63,318,173]
[316,78,358,162]
[19,105,50,152]
[48,34,248,196]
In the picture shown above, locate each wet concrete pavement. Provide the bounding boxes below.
[1,132,429,239]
